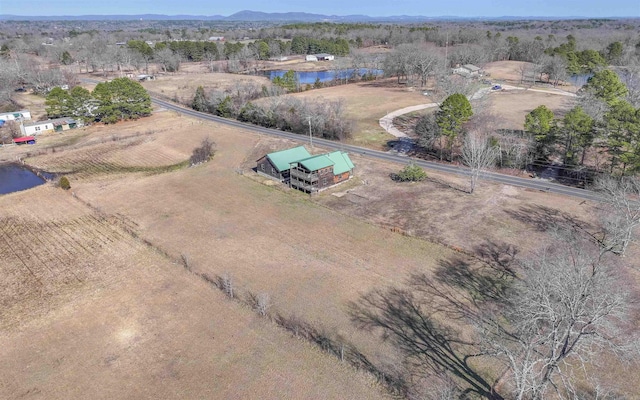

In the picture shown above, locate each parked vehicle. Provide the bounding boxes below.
[491,85,503,90]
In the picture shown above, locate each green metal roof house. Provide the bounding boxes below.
[290,151,354,193]
[256,146,312,182]
[256,147,355,193]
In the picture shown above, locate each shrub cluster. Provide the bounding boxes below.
[190,137,216,166]
[395,162,427,182]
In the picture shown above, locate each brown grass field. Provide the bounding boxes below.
[0,187,388,400]
[486,89,574,131]
[2,64,639,398]
[290,78,431,148]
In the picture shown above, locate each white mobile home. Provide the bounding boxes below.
[0,110,32,122]
[21,117,79,136]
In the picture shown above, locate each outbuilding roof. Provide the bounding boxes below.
[463,64,481,71]
[266,146,312,172]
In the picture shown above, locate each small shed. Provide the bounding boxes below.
[256,146,312,182]
[13,136,36,145]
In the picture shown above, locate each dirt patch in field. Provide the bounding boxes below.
[483,60,534,83]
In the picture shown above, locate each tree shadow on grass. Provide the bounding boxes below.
[505,204,594,233]
[350,241,518,399]
[425,175,469,194]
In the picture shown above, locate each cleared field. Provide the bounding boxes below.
[486,89,574,131]
[72,121,463,369]
[0,186,389,400]
[140,72,270,105]
[290,78,430,149]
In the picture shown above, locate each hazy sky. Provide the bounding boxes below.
[1,0,638,17]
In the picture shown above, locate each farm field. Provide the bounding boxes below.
[0,185,390,400]
[68,121,463,370]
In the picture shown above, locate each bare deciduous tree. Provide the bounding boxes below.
[352,230,637,399]
[461,132,499,193]
[595,175,640,256]
[482,231,631,400]
[190,136,216,166]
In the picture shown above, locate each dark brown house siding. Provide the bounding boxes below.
[256,156,285,181]
[290,165,337,193]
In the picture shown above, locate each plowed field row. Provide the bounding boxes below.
[28,137,185,179]
[0,211,139,326]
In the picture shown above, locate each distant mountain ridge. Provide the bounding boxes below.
[0,10,620,22]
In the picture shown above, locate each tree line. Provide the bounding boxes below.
[191,82,352,141]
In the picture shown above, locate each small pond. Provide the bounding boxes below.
[567,73,594,87]
[265,68,384,84]
[0,164,52,195]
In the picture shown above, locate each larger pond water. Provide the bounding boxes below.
[0,164,48,195]
[266,68,384,84]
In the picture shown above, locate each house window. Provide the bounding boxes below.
[260,163,265,171]
[322,178,328,186]
[35,126,41,131]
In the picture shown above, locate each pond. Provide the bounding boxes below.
[567,73,593,87]
[0,163,52,195]
[266,68,384,84]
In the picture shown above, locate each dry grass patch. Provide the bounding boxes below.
[0,181,390,400]
[487,89,574,131]
[73,124,462,369]
[140,72,270,104]
[316,154,598,258]
[291,78,430,149]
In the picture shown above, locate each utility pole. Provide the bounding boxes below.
[308,116,313,148]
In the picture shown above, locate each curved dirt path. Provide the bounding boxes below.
[378,103,438,138]
[379,85,576,138]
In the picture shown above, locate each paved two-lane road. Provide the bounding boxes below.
[150,96,602,202]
